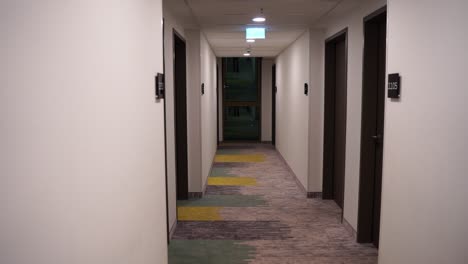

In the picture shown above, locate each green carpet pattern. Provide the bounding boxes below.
[210,167,238,177]
[169,240,255,264]
[177,195,267,208]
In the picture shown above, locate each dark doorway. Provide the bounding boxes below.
[173,30,188,200]
[322,29,348,210]
[222,57,262,141]
[357,8,386,248]
[216,64,220,145]
[272,64,276,146]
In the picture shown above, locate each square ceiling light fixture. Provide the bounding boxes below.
[246,27,266,39]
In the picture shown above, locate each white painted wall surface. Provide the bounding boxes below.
[275,31,310,189]
[307,29,325,192]
[165,27,217,194]
[316,0,386,230]
[261,59,274,142]
[185,29,203,192]
[0,1,168,263]
[379,0,468,263]
[200,33,218,191]
[162,8,185,234]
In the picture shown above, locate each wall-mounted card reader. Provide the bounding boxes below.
[155,73,165,99]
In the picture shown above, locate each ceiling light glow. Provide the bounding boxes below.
[246,39,255,43]
[243,53,251,56]
[252,8,266,23]
[252,17,266,22]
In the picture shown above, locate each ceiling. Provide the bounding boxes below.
[164,0,348,57]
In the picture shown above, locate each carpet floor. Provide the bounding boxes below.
[169,143,378,264]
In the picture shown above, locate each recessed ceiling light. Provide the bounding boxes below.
[252,8,266,23]
[252,17,266,22]
[246,39,255,43]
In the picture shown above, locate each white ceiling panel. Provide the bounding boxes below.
[164,0,345,57]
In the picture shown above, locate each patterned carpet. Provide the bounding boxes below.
[169,144,378,264]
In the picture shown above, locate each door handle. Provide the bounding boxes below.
[372,135,383,142]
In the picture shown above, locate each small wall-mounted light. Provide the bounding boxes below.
[246,39,255,43]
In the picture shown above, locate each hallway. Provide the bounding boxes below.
[169,144,377,264]
[4,0,468,263]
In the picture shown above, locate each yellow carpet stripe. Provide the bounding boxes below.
[177,207,222,221]
[208,177,257,186]
[215,154,266,163]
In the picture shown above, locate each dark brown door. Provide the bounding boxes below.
[333,39,347,208]
[357,8,386,248]
[323,30,347,210]
[173,31,188,200]
[272,64,276,146]
[216,64,220,145]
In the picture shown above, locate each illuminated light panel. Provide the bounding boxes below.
[246,27,266,39]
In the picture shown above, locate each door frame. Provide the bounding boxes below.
[173,29,189,201]
[357,6,387,246]
[221,57,262,142]
[322,28,348,207]
[162,18,170,244]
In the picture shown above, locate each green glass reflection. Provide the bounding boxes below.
[223,57,260,140]
[224,58,258,102]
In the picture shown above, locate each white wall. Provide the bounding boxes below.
[379,0,468,263]
[315,0,386,230]
[0,1,168,263]
[181,29,217,193]
[307,29,325,192]
[185,30,203,192]
[261,59,274,142]
[162,8,185,234]
[200,33,218,191]
[275,31,310,189]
